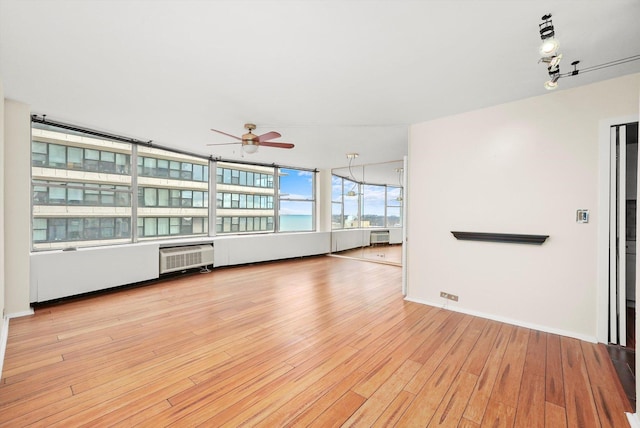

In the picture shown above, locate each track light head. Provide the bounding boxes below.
[539,38,560,56]
[544,68,561,90]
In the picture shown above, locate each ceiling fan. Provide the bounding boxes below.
[208,123,294,154]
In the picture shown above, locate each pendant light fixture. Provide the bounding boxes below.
[395,167,404,202]
[345,153,359,197]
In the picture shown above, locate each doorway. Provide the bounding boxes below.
[607,121,638,411]
[609,122,639,348]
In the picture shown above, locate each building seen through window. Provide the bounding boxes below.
[31,122,209,249]
[136,146,209,240]
[31,121,317,250]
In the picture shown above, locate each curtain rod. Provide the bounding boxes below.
[30,115,318,173]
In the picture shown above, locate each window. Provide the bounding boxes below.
[32,181,131,207]
[216,162,277,234]
[30,140,130,175]
[49,144,66,168]
[343,179,360,228]
[138,217,208,238]
[216,216,274,233]
[331,175,344,229]
[31,120,322,249]
[331,174,403,229]
[136,147,209,239]
[278,168,315,232]
[362,184,385,227]
[138,156,208,183]
[216,192,272,210]
[216,164,273,188]
[386,186,402,227]
[138,187,208,208]
[31,121,209,250]
[32,217,131,243]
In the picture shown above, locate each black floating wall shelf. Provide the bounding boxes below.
[451,231,549,245]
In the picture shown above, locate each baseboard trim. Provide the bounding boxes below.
[6,308,35,319]
[0,316,9,379]
[404,297,598,344]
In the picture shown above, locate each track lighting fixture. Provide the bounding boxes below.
[538,13,562,90]
[538,14,559,56]
[544,73,560,90]
[537,13,640,91]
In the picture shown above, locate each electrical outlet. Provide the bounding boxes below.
[440,291,459,302]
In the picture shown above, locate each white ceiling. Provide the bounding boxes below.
[1,0,639,179]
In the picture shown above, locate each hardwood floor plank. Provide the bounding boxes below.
[351,313,445,398]
[397,315,482,426]
[481,399,516,427]
[581,343,632,427]
[545,333,565,408]
[284,370,369,427]
[545,401,568,428]
[65,378,195,427]
[513,331,547,427]
[343,359,421,426]
[0,256,631,426]
[462,324,514,424]
[514,373,545,427]
[371,389,416,427]
[402,311,471,395]
[255,368,369,427]
[1,354,63,379]
[307,390,366,428]
[524,330,547,376]
[0,386,73,419]
[428,370,478,427]
[581,342,633,409]
[489,326,530,408]
[209,346,361,427]
[560,336,600,428]
[459,417,481,428]
[9,348,225,426]
[461,319,501,376]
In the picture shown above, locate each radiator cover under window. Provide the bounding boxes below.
[159,244,214,274]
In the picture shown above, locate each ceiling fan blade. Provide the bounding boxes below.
[210,128,242,141]
[206,142,242,146]
[260,142,295,149]
[257,131,281,142]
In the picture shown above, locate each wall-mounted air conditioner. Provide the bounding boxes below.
[370,230,390,245]
[159,244,214,274]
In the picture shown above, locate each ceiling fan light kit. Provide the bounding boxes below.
[243,142,259,154]
[208,122,294,154]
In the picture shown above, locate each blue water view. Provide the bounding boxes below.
[280,215,313,232]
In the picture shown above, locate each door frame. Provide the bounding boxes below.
[597,115,639,343]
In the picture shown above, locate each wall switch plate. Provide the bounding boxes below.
[576,209,589,223]
[440,291,459,302]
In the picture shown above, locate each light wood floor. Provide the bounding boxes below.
[0,255,632,427]
[333,244,402,265]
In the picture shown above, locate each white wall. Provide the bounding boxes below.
[3,100,31,316]
[0,80,5,319]
[31,243,160,302]
[318,169,332,232]
[407,74,640,342]
[28,233,330,303]
[213,232,330,267]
